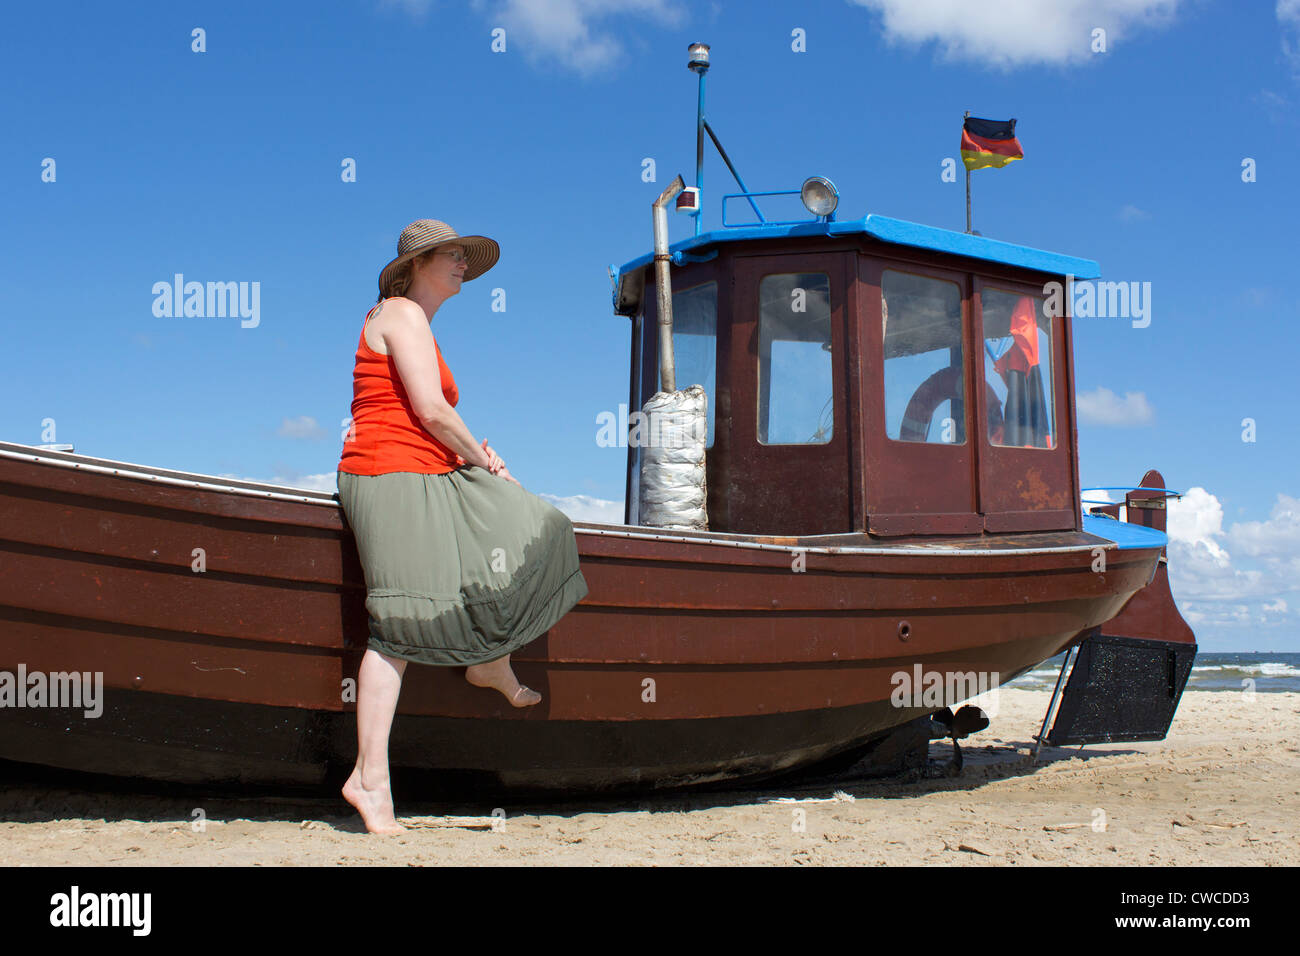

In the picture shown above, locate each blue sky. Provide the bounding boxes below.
[3,0,1297,650]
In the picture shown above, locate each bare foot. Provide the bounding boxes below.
[509,684,542,707]
[342,767,405,834]
[465,658,542,708]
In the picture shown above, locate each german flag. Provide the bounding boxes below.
[961,117,1023,171]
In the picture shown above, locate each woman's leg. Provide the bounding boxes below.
[465,653,541,707]
[342,648,408,833]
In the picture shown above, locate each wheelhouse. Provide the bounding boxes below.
[613,215,1100,537]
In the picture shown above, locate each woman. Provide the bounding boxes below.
[336,219,589,834]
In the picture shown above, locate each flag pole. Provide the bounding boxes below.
[964,110,971,234]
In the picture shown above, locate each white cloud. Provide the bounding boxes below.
[463,0,685,75]
[1253,88,1295,127]
[280,472,340,493]
[221,471,339,493]
[277,416,327,440]
[847,0,1182,68]
[1281,0,1300,73]
[1164,488,1300,629]
[1082,486,1114,513]
[537,492,624,523]
[1076,387,1154,426]
[1256,88,1288,110]
[1166,537,1268,600]
[1167,486,1227,558]
[1118,204,1150,222]
[1228,493,1300,557]
[1181,602,1252,627]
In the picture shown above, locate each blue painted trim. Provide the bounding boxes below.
[1082,514,1167,550]
[861,215,1100,279]
[671,249,718,266]
[614,215,1100,286]
[616,222,849,279]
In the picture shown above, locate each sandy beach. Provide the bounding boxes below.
[1,688,1296,866]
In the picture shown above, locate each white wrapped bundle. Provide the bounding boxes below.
[638,385,708,530]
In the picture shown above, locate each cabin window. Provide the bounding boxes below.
[980,289,1055,449]
[881,270,966,444]
[658,281,717,447]
[757,272,833,445]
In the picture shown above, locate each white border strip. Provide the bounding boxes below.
[571,523,1115,557]
[0,444,336,506]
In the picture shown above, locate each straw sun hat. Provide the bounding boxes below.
[377,219,500,298]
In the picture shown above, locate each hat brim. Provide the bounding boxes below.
[377,234,499,298]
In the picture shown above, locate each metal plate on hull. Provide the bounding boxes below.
[1043,633,1197,746]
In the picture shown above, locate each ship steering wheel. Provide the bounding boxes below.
[899,365,1003,443]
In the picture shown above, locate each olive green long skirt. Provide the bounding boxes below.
[336,467,589,666]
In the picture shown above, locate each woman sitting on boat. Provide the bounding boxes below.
[336,219,589,833]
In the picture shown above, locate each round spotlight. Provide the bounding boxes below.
[801,176,839,217]
[687,42,710,74]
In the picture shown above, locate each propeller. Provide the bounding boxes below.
[928,705,990,773]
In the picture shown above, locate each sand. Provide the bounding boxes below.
[1,689,1296,866]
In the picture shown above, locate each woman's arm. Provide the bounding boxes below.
[382,299,494,469]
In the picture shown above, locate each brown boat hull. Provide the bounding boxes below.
[0,443,1161,792]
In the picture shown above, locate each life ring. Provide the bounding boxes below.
[899,366,1004,443]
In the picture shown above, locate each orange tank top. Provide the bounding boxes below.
[338,302,464,475]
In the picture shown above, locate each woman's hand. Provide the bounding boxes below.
[478,439,521,486]
[480,439,504,473]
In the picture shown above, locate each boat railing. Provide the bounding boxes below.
[721,189,814,227]
[1081,485,1182,541]
[1081,485,1182,513]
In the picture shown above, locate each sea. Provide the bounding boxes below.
[1006,651,1300,693]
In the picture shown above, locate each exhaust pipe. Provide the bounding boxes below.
[652,175,685,393]
[640,173,707,531]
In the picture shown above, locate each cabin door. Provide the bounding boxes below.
[971,277,1079,531]
[859,258,981,535]
[727,252,855,535]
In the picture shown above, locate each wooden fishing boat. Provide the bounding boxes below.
[0,437,1172,794]
[0,44,1194,796]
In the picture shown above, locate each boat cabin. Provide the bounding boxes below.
[613,215,1100,537]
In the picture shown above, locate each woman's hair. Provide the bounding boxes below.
[378,249,439,302]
